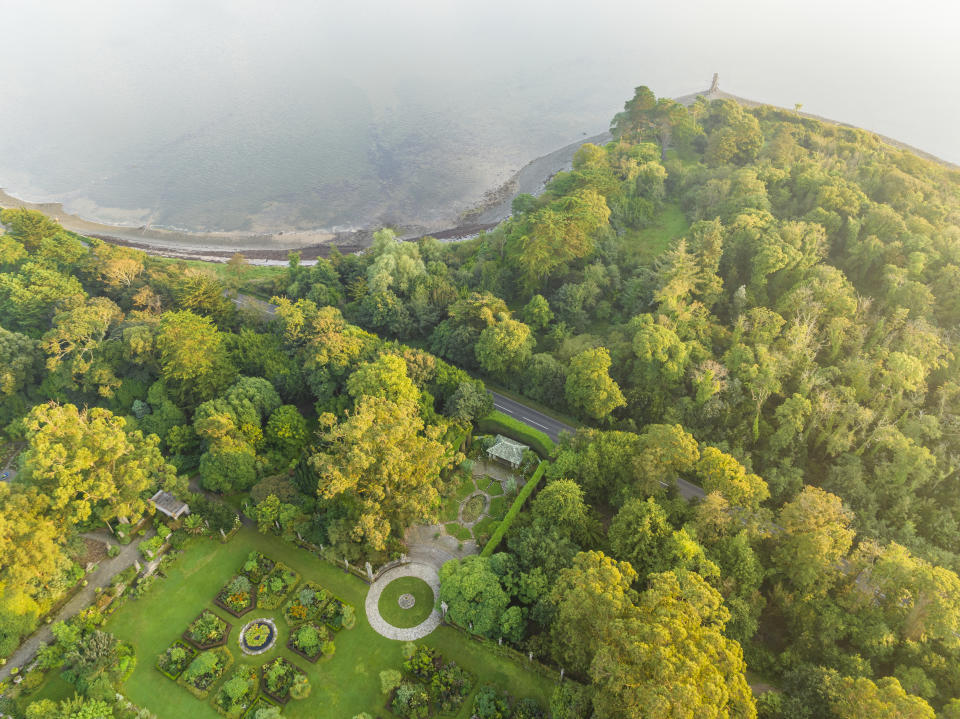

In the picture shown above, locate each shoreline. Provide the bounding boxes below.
[0,130,610,264]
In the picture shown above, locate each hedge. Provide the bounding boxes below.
[476,411,555,457]
[480,461,548,557]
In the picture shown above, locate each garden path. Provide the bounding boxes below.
[0,527,155,681]
[364,563,441,641]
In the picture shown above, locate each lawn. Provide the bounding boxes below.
[377,576,435,629]
[618,201,689,265]
[101,526,554,718]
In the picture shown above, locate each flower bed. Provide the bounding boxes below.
[184,609,231,649]
[282,582,331,625]
[286,622,332,663]
[212,665,259,718]
[238,618,278,656]
[316,595,354,631]
[178,646,233,699]
[156,639,197,680]
[380,644,475,718]
[256,563,300,610]
[215,574,257,617]
[260,657,309,704]
[242,696,279,719]
[239,551,276,584]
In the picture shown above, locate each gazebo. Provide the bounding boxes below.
[486,435,529,469]
[150,490,190,520]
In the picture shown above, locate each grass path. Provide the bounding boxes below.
[103,527,554,718]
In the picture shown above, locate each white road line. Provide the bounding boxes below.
[519,415,551,431]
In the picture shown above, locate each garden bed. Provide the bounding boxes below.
[215,574,257,617]
[183,609,232,649]
[316,594,354,631]
[241,696,279,719]
[287,622,332,663]
[260,657,309,705]
[156,639,197,680]
[212,664,259,718]
[282,581,331,624]
[256,563,301,609]
[239,551,276,584]
[178,646,233,699]
[382,644,475,718]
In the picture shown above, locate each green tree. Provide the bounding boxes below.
[475,316,534,380]
[19,403,176,527]
[439,555,510,638]
[308,395,454,551]
[590,570,756,719]
[548,551,638,675]
[156,310,235,407]
[565,348,625,421]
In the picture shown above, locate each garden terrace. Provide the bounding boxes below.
[71,525,554,718]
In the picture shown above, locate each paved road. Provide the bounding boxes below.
[489,391,573,442]
[0,527,156,681]
[488,391,705,500]
[232,295,706,502]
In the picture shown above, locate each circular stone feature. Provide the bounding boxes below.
[398,593,416,609]
[238,618,277,655]
[376,576,435,629]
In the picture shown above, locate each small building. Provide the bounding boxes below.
[487,435,529,469]
[150,490,190,520]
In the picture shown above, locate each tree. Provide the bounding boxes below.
[609,497,717,584]
[548,551,638,675]
[0,262,86,335]
[830,676,933,719]
[696,446,769,511]
[444,380,493,422]
[530,480,592,543]
[308,395,454,551]
[522,294,553,331]
[156,310,235,406]
[346,353,420,407]
[590,570,756,719]
[265,404,309,458]
[366,228,426,296]
[19,403,176,527]
[41,297,123,398]
[774,486,855,594]
[438,555,510,637]
[475,316,534,380]
[565,348,625,421]
[0,325,43,423]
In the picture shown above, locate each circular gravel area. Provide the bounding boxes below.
[366,564,441,640]
[398,593,416,609]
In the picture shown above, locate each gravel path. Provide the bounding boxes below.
[365,563,441,641]
[0,527,155,681]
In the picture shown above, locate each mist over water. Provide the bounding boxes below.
[1,0,956,234]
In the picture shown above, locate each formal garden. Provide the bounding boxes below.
[46,526,555,718]
[438,456,527,546]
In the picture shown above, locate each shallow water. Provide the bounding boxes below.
[1,0,956,234]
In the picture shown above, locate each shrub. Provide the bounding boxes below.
[213,666,257,718]
[513,697,546,719]
[404,644,439,680]
[289,674,311,700]
[380,669,402,695]
[392,682,430,719]
[321,640,335,658]
[156,641,195,679]
[476,411,555,457]
[480,461,547,557]
[473,686,512,719]
[139,535,164,559]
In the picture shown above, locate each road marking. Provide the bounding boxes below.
[519,415,551,431]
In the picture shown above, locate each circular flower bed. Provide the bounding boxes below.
[238,618,277,655]
[398,593,416,609]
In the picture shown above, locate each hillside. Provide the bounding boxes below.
[3,83,960,719]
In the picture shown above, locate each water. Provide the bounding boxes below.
[1,0,957,236]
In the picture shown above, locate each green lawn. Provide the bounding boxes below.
[377,577,435,629]
[618,201,689,264]
[100,527,554,718]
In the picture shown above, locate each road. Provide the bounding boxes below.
[231,294,706,501]
[488,391,705,501]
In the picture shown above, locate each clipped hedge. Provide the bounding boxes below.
[480,461,548,557]
[476,411,555,457]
